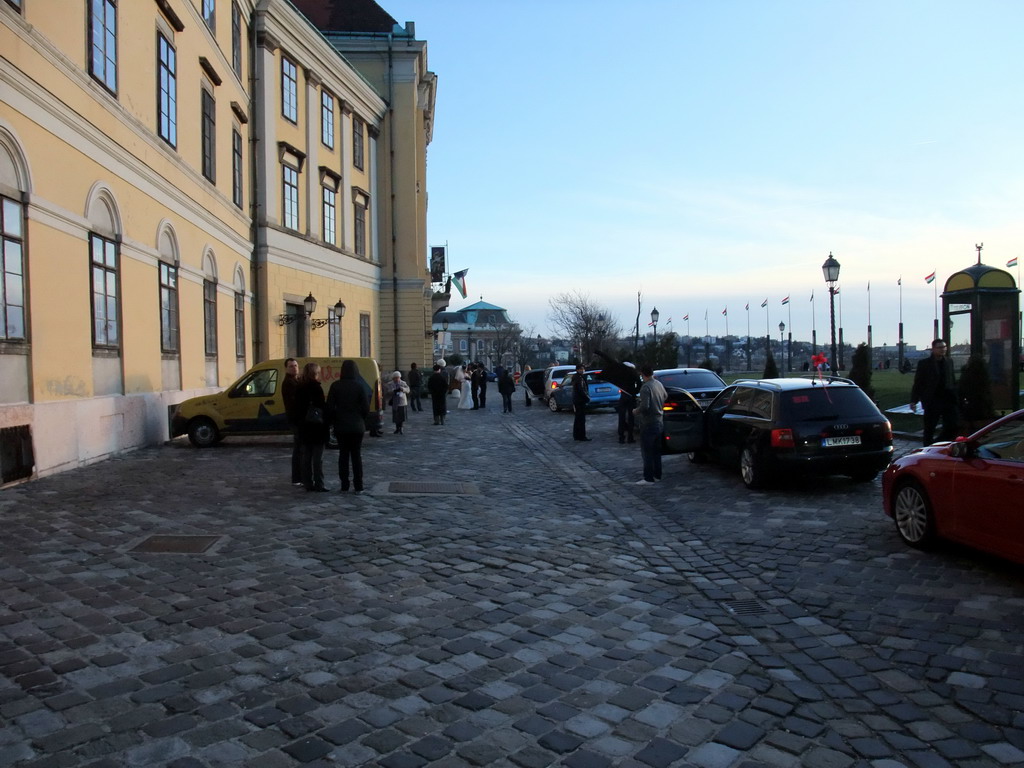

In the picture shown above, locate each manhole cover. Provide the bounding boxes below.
[132,535,222,554]
[388,481,477,494]
[723,598,769,616]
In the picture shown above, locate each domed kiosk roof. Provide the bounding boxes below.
[944,263,1017,294]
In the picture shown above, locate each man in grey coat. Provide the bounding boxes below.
[633,364,666,485]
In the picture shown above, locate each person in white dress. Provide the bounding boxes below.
[457,365,474,409]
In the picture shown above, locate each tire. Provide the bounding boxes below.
[688,450,708,464]
[548,397,560,413]
[740,446,766,489]
[892,480,936,549]
[187,417,219,448]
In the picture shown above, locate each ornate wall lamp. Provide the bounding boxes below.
[277,292,345,329]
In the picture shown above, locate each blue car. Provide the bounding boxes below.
[548,370,621,412]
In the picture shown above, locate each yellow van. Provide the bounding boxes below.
[170,357,383,447]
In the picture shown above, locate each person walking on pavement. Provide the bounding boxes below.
[616,362,637,444]
[498,368,516,413]
[572,364,591,441]
[386,371,411,434]
[910,338,960,445]
[427,363,449,424]
[478,363,488,408]
[295,362,329,492]
[634,364,666,484]
[457,365,473,410]
[407,362,423,412]
[281,357,303,486]
[326,359,370,493]
[470,364,482,409]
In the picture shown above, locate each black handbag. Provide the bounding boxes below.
[305,405,324,425]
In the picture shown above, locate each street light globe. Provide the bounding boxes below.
[779,321,785,333]
[821,253,841,284]
[651,307,660,325]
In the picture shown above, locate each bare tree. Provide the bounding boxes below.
[485,320,522,370]
[548,291,622,365]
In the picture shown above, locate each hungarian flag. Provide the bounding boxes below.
[682,314,689,321]
[760,298,768,308]
[781,296,790,305]
[897,277,901,286]
[925,271,936,284]
[745,302,749,311]
[451,269,469,298]
[810,290,814,302]
[1008,257,1019,268]
[722,307,727,316]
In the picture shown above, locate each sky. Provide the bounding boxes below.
[382,0,1024,351]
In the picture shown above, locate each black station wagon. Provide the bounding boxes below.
[689,377,894,489]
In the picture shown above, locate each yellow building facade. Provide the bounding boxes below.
[0,0,437,482]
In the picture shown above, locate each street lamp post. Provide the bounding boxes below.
[650,307,660,365]
[778,321,786,371]
[822,252,841,372]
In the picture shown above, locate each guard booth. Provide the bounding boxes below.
[942,262,1020,413]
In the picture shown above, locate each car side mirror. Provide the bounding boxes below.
[949,441,971,459]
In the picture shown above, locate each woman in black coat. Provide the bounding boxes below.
[326,359,370,493]
[295,362,329,491]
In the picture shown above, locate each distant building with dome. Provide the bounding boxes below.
[433,301,520,370]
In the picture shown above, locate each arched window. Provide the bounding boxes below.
[0,130,29,342]
[203,250,218,357]
[233,266,246,360]
[86,185,122,349]
[155,221,179,354]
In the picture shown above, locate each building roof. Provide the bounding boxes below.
[289,0,398,33]
[460,301,505,311]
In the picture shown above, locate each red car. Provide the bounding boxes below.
[882,409,1024,564]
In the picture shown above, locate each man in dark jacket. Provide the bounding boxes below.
[911,339,959,446]
[572,364,591,441]
[427,364,449,425]
[326,359,370,493]
[281,358,302,485]
[407,363,423,412]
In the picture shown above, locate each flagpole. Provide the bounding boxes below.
[838,285,844,370]
[787,299,792,372]
[867,281,872,370]
[704,309,710,362]
[811,290,817,355]
[933,269,939,340]
[686,315,691,366]
[746,304,751,371]
[898,276,904,372]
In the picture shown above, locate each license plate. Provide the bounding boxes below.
[595,387,611,392]
[823,436,861,447]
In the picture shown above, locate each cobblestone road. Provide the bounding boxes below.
[1,395,1022,767]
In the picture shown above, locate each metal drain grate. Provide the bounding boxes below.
[132,535,222,554]
[723,598,770,616]
[388,481,478,495]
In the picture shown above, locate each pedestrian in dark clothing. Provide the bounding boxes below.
[911,338,959,445]
[407,363,423,412]
[478,365,488,408]
[295,362,329,492]
[470,364,482,409]
[281,358,303,486]
[326,359,370,493]
[498,369,516,413]
[617,390,637,443]
[427,364,449,425]
[572,364,591,441]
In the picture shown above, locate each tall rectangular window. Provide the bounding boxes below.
[234,291,245,358]
[159,262,179,353]
[90,233,119,348]
[282,164,299,230]
[328,307,341,356]
[201,89,216,182]
[1,196,26,341]
[232,129,243,208]
[322,186,336,245]
[202,0,215,32]
[89,0,118,94]
[353,199,366,256]
[359,313,370,357]
[321,91,334,148]
[281,57,297,122]
[352,116,364,169]
[231,2,242,78]
[203,279,218,357]
[157,33,177,147]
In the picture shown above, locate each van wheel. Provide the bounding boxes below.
[187,418,219,448]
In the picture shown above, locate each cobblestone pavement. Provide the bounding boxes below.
[2,395,1023,768]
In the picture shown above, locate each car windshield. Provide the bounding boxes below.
[656,371,724,389]
[778,386,880,421]
[975,418,1024,461]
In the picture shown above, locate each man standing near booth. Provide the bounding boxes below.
[910,339,959,445]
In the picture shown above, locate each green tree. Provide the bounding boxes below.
[763,350,779,379]
[848,342,875,398]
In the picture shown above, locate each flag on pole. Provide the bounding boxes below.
[781,296,790,305]
[682,313,689,321]
[1008,257,1019,268]
[760,298,768,308]
[810,290,814,302]
[898,277,902,286]
[451,269,469,298]
[924,271,936,284]
[834,287,840,296]
[745,302,749,311]
[722,307,728,316]
[666,317,672,324]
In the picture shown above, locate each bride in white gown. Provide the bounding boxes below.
[456,365,473,409]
